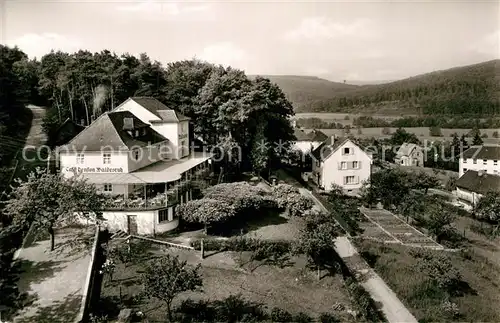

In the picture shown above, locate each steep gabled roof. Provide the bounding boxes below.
[130,97,190,123]
[294,128,312,141]
[456,170,500,195]
[311,136,349,161]
[309,129,328,142]
[462,145,500,160]
[396,143,419,158]
[62,111,167,151]
[294,129,328,142]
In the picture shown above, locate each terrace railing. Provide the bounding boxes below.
[105,192,179,211]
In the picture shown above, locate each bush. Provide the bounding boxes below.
[319,312,340,323]
[294,312,313,322]
[270,307,293,322]
[191,237,292,256]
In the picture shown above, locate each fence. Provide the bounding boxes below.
[76,225,103,323]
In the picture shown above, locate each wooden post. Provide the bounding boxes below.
[200,239,204,259]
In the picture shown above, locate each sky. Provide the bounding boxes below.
[1,0,499,82]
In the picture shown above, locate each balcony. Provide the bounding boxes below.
[105,191,179,211]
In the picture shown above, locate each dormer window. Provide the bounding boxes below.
[103,153,111,164]
[134,150,139,160]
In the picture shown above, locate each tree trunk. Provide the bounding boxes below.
[48,227,55,251]
[54,97,62,123]
[166,301,173,322]
[68,87,74,120]
[82,98,90,126]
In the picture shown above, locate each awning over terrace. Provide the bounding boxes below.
[77,152,213,184]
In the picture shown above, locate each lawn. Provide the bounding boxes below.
[354,240,500,322]
[97,240,355,322]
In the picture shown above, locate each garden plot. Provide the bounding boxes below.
[359,207,444,249]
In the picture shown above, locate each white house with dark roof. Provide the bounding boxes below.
[311,136,372,193]
[58,97,213,235]
[459,144,500,178]
[293,128,328,154]
[394,143,424,167]
[455,170,500,206]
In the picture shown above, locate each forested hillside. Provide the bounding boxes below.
[265,60,500,116]
[249,75,360,111]
[0,46,296,174]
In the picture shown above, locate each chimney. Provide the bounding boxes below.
[123,117,134,130]
[331,134,336,144]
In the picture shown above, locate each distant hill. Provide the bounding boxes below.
[248,75,360,111]
[257,60,500,116]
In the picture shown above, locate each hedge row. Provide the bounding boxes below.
[191,237,292,255]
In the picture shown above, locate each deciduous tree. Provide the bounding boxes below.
[142,255,202,322]
[4,168,107,251]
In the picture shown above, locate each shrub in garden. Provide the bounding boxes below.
[177,198,237,233]
[319,312,340,323]
[272,183,313,216]
[270,307,293,322]
[417,253,462,295]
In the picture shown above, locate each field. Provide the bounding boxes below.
[354,240,500,322]
[294,112,500,144]
[304,127,500,145]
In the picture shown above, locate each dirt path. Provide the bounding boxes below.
[24,105,47,147]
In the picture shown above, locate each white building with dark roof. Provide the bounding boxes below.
[456,170,500,206]
[310,136,372,193]
[58,97,213,235]
[394,143,424,167]
[293,128,328,154]
[459,145,500,177]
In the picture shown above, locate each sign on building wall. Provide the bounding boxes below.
[64,166,124,173]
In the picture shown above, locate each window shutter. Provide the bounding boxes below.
[358,161,361,169]
[356,176,360,184]
[343,176,347,185]
[338,162,341,170]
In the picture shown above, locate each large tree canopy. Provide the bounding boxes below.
[0,46,296,172]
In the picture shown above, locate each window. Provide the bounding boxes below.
[494,160,498,166]
[158,208,174,223]
[463,168,468,173]
[76,153,84,164]
[463,159,467,164]
[103,184,112,192]
[134,150,139,161]
[483,159,487,165]
[343,147,351,155]
[473,159,477,164]
[340,162,347,170]
[103,153,111,164]
[352,161,359,169]
[344,176,357,185]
